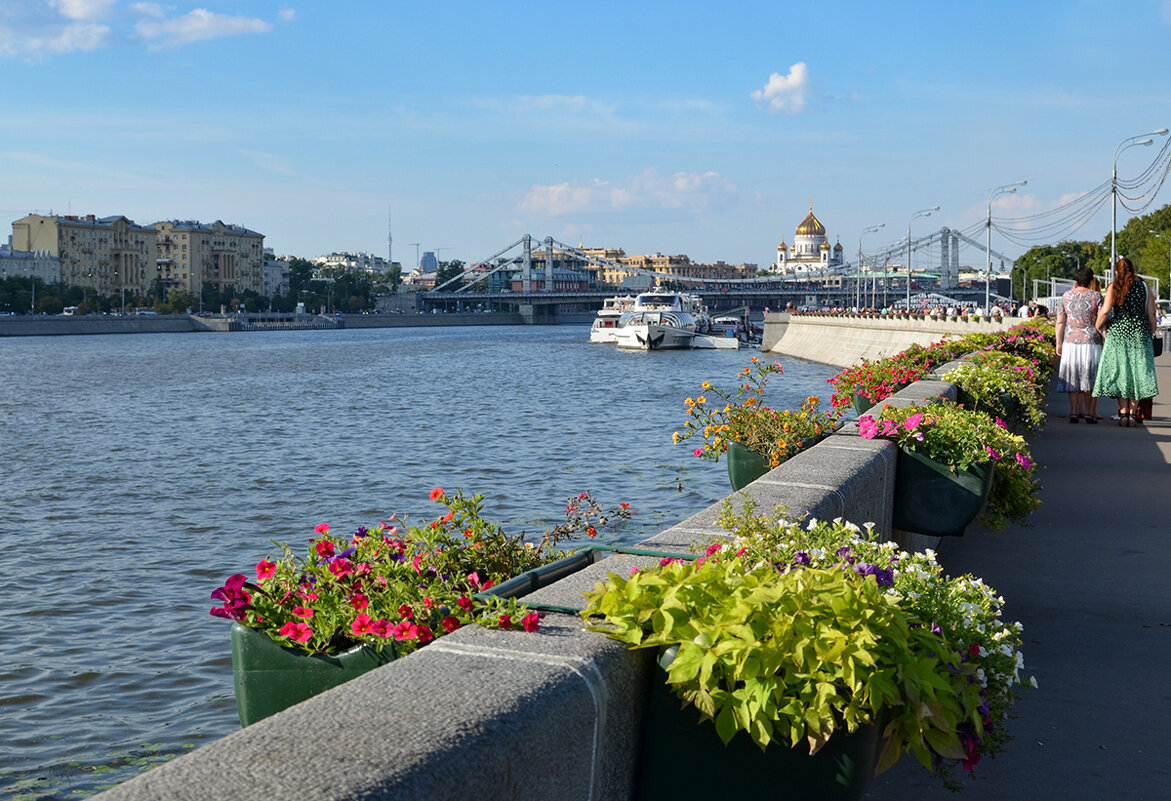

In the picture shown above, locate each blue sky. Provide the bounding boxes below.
[3,1,1171,270]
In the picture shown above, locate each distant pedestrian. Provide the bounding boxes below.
[1093,258,1159,426]
[1055,265,1103,423]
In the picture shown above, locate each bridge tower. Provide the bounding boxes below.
[522,234,533,293]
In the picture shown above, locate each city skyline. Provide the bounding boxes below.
[3,1,1171,269]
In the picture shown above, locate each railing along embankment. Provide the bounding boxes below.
[92,374,967,801]
[763,311,1017,367]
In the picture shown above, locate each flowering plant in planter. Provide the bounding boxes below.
[211,488,633,656]
[583,502,1033,791]
[673,358,839,467]
[857,402,1040,531]
[827,350,936,414]
[941,357,1046,433]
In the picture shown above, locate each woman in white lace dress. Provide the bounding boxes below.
[1055,265,1103,423]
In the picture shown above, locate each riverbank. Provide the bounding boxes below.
[0,310,597,337]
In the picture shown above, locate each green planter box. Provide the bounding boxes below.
[891,447,995,537]
[726,437,825,491]
[726,441,772,490]
[635,648,883,801]
[230,622,396,727]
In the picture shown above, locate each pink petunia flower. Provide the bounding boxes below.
[279,621,313,642]
[350,593,369,610]
[255,560,276,581]
[314,523,330,534]
[393,621,418,641]
[521,612,541,632]
[1015,453,1032,469]
[315,540,334,559]
[985,446,1001,460]
[292,606,314,619]
[328,559,353,578]
[351,612,375,635]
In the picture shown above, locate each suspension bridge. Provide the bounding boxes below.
[418,231,1019,316]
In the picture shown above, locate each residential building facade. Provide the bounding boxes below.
[0,245,61,284]
[11,214,157,296]
[154,220,265,295]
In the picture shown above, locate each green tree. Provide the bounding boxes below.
[434,260,465,292]
[1115,203,1171,299]
[1011,241,1103,301]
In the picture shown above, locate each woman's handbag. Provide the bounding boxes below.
[1154,334,1164,358]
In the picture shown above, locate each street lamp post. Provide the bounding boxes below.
[1112,129,1168,268]
[987,181,1026,313]
[857,224,885,308]
[906,206,939,311]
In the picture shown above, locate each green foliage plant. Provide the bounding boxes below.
[583,501,1033,790]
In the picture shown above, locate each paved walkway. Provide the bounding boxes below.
[865,353,1171,800]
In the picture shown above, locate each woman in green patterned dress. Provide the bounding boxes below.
[1093,257,1159,426]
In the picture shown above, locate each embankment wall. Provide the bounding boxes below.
[92,374,963,801]
[763,312,1017,366]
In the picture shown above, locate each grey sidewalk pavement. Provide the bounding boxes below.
[865,353,1171,800]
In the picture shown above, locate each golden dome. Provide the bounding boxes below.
[833,240,843,251]
[820,241,830,250]
[777,239,788,251]
[795,203,826,237]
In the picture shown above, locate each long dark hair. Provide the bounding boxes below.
[1114,258,1135,305]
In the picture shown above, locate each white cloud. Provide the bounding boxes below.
[135,8,272,48]
[1,1,278,59]
[129,2,165,19]
[52,0,116,21]
[751,63,811,114]
[278,8,296,23]
[521,168,737,217]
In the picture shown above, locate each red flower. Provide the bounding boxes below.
[415,625,434,643]
[292,606,314,619]
[255,560,276,581]
[350,594,369,610]
[429,487,444,501]
[314,523,330,534]
[498,614,512,629]
[351,612,375,635]
[521,612,540,632]
[457,595,474,611]
[393,621,418,641]
[441,616,461,633]
[279,621,313,642]
[398,604,414,619]
[315,540,335,559]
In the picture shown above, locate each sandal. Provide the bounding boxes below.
[1085,414,1098,424]
[1119,413,1130,427]
[1069,414,1079,423]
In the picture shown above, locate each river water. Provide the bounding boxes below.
[0,325,836,798]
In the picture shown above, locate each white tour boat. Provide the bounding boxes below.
[588,295,638,344]
[612,289,707,350]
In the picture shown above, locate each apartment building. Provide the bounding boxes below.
[11,214,157,296]
[154,220,265,295]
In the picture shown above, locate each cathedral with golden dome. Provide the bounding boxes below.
[771,202,844,274]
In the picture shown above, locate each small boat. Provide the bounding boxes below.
[612,289,706,350]
[588,295,638,344]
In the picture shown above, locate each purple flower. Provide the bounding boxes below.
[792,551,811,566]
[210,574,251,620]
